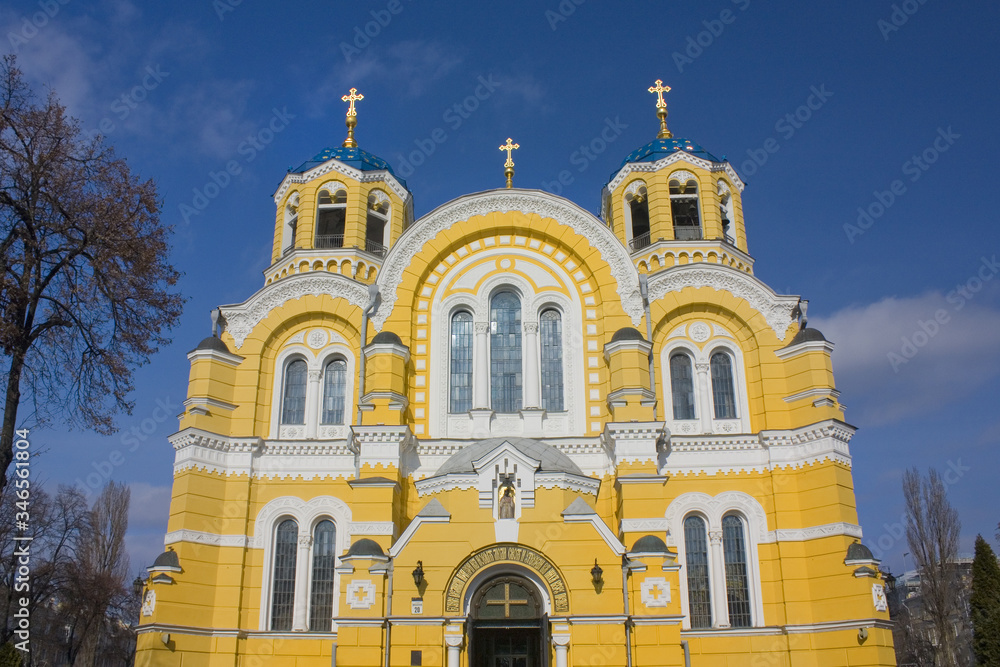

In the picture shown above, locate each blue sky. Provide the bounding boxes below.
[4,0,999,576]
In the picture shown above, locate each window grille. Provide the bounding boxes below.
[271,519,298,631]
[450,312,473,413]
[309,520,337,632]
[670,354,696,420]
[711,352,737,419]
[490,292,522,413]
[322,359,347,424]
[281,360,307,424]
[540,310,564,412]
[684,515,712,629]
[723,515,752,628]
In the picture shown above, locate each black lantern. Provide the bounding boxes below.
[412,560,425,586]
[590,559,603,585]
[132,576,145,598]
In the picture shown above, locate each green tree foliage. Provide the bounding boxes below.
[971,534,1000,666]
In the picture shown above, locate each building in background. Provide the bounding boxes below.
[135,82,896,666]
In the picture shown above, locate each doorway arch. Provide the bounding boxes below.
[469,574,548,667]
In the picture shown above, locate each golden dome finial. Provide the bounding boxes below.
[499,138,520,189]
[341,87,364,148]
[648,79,673,139]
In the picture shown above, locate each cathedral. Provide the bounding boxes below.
[135,81,896,666]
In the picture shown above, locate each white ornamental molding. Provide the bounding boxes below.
[220,274,369,349]
[346,580,377,610]
[647,264,799,342]
[374,190,644,330]
[164,530,248,549]
[620,518,670,534]
[667,169,695,183]
[273,161,410,205]
[141,590,156,617]
[872,584,888,613]
[605,150,745,195]
[640,578,670,608]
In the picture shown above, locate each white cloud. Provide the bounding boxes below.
[812,285,1000,426]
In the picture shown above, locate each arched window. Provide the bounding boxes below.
[322,359,347,425]
[540,309,564,412]
[365,192,389,257]
[626,185,651,251]
[309,520,337,632]
[450,311,473,413]
[684,515,712,629]
[718,181,736,244]
[490,292,522,413]
[270,519,298,631]
[723,515,752,628]
[670,178,702,241]
[316,188,347,249]
[283,195,299,255]
[711,352,737,419]
[670,353,696,420]
[281,359,307,425]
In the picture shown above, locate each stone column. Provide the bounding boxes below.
[445,623,465,667]
[695,362,713,434]
[306,370,322,439]
[708,529,730,628]
[551,627,571,667]
[292,534,313,631]
[473,322,490,409]
[523,321,540,409]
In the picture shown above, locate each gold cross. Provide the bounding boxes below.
[485,583,529,618]
[342,88,364,117]
[647,79,673,139]
[648,79,671,109]
[499,138,519,167]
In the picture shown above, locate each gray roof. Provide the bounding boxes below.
[347,538,386,557]
[435,438,583,476]
[846,541,876,561]
[371,331,403,345]
[631,535,670,554]
[416,498,451,518]
[561,498,596,516]
[611,327,646,343]
[782,327,828,348]
[151,549,180,569]
[195,336,231,353]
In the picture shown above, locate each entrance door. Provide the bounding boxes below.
[470,576,546,667]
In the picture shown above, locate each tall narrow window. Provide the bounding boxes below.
[711,352,737,419]
[450,311,473,413]
[670,178,702,241]
[316,188,346,249]
[490,292,522,413]
[628,197,651,251]
[309,520,337,632]
[270,519,298,631]
[670,353,696,420]
[365,193,389,257]
[322,359,347,424]
[723,515,752,628]
[684,515,712,629]
[718,181,736,244]
[283,196,299,255]
[281,359,307,424]
[540,309,564,412]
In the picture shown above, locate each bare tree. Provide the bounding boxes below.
[0,55,183,489]
[903,467,968,666]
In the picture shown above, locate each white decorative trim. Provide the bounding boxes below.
[768,522,863,544]
[141,590,156,617]
[374,190,643,330]
[641,577,670,607]
[774,338,836,359]
[164,530,248,549]
[620,518,670,534]
[624,180,647,200]
[782,387,841,404]
[220,273,368,349]
[346,580,377,610]
[606,150,745,195]
[186,347,244,366]
[563,508,627,556]
[388,513,450,558]
[667,169,696,183]
[647,264,798,341]
[273,160,410,206]
[348,521,395,536]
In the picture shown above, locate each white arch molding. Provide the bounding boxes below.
[374,190,644,330]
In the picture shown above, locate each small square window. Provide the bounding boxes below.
[411,650,422,666]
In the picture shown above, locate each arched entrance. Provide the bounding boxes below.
[469,575,547,667]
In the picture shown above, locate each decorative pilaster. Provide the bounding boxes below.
[551,625,571,667]
[445,622,465,667]
[523,321,540,408]
[305,370,322,439]
[292,533,313,631]
[696,362,713,434]
[708,529,730,628]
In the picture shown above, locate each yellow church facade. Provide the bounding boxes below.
[135,85,896,666]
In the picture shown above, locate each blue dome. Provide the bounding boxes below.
[290,146,406,187]
[612,137,722,180]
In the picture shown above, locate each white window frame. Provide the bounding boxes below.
[282,192,300,254]
[665,491,767,630]
[254,495,352,633]
[623,180,649,247]
[269,344,356,440]
[365,189,392,255]
[668,170,703,241]
[717,180,736,245]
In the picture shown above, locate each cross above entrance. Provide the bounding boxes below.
[485,583,530,618]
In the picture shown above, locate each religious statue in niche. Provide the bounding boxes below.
[498,478,516,519]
